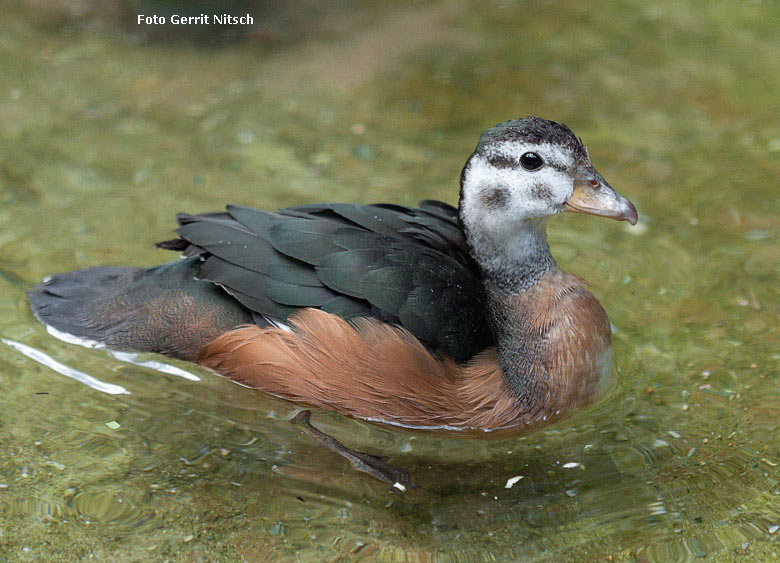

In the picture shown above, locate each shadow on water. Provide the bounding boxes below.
[1,0,779,559]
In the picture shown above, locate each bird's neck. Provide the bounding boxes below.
[477,223,557,410]
[462,215,557,293]
[461,213,608,418]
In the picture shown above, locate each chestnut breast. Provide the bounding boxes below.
[487,268,614,423]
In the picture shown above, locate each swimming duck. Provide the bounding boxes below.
[29,117,636,480]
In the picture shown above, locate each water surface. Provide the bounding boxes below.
[1,0,779,559]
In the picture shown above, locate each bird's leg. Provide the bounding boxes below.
[291,410,413,490]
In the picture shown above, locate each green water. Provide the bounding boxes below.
[1,0,779,560]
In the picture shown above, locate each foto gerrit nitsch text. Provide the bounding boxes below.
[137,14,254,25]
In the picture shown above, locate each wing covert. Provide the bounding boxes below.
[157,200,492,361]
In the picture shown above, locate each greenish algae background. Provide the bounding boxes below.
[0,0,779,560]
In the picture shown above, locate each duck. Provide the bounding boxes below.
[29,117,636,482]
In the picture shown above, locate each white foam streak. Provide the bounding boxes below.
[46,325,201,381]
[109,351,201,381]
[1,338,129,395]
[46,325,104,349]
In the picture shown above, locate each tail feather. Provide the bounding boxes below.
[28,259,252,361]
[30,266,141,341]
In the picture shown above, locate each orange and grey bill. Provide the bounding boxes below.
[565,173,638,225]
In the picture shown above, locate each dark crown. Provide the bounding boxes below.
[475,117,588,163]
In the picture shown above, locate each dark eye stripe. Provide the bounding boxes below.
[547,162,567,172]
[488,155,516,169]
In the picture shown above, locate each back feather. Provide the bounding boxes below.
[158,201,492,362]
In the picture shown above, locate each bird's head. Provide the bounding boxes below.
[459,117,637,234]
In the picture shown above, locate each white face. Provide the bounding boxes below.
[460,140,585,228]
[458,121,636,279]
[459,139,592,275]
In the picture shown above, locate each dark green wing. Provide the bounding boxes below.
[157,201,492,362]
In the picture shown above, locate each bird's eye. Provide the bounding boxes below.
[520,152,543,171]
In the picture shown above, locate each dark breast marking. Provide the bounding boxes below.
[481,187,510,209]
[530,182,553,200]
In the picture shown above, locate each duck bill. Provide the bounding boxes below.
[565,170,638,225]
